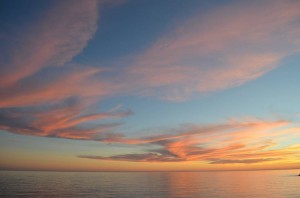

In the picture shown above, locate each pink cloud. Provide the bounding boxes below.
[0,0,299,160]
[0,98,132,139]
[81,119,300,164]
[0,0,133,140]
[126,0,300,100]
[0,0,99,88]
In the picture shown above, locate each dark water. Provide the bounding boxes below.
[0,170,299,198]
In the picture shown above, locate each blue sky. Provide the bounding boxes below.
[0,0,299,171]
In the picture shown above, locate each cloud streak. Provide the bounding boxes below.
[0,0,299,169]
[80,119,300,164]
[0,0,133,140]
[0,0,99,88]
[0,0,108,111]
[79,153,183,162]
[0,97,132,139]
[126,0,300,100]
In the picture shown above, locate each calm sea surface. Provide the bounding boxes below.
[0,170,299,198]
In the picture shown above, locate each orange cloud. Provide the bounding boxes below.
[0,0,135,140]
[0,0,299,170]
[79,153,184,162]
[0,65,107,107]
[0,98,132,139]
[80,119,300,165]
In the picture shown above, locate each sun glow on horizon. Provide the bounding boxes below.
[0,0,300,172]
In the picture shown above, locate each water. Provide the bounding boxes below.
[0,170,299,198]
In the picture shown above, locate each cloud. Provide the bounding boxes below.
[209,158,281,164]
[125,0,300,100]
[0,0,134,139]
[0,64,106,107]
[0,0,116,111]
[80,119,300,164]
[0,0,99,87]
[79,153,184,162]
[0,97,132,139]
[0,0,299,164]
[98,119,288,144]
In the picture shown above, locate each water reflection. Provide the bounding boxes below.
[163,170,299,198]
[0,170,299,198]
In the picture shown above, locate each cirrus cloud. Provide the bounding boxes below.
[125,0,300,100]
[0,0,300,168]
[79,119,300,164]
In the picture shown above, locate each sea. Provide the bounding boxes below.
[0,169,299,198]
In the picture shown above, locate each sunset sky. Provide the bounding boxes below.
[0,0,299,171]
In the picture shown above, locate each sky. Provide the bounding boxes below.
[0,0,299,172]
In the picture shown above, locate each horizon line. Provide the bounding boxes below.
[1,167,299,173]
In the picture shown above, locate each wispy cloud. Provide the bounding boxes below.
[126,0,300,100]
[209,158,281,164]
[79,153,183,162]
[0,0,111,108]
[0,0,99,87]
[0,97,132,139]
[80,119,300,164]
[0,0,299,163]
[0,0,133,139]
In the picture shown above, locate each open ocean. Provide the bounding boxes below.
[0,170,299,198]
